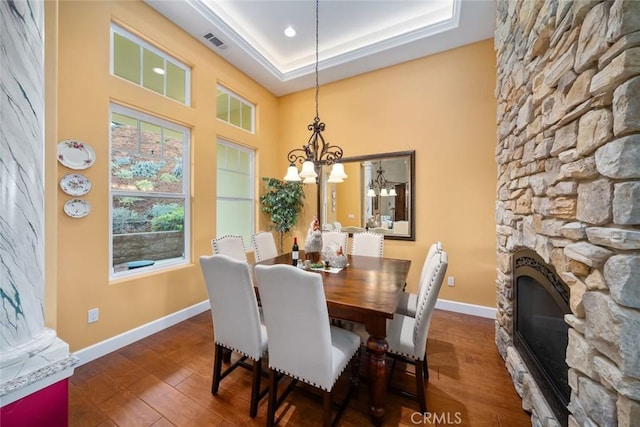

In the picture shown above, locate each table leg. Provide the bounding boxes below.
[366,335,388,427]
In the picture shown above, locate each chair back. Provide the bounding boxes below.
[252,231,278,262]
[322,231,348,254]
[393,220,409,234]
[413,251,448,359]
[254,264,334,390]
[211,235,247,262]
[199,254,264,360]
[351,231,384,257]
[416,241,443,302]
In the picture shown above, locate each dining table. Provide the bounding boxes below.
[253,251,411,427]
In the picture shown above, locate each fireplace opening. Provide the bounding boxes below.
[513,249,570,426]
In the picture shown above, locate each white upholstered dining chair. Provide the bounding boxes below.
[251,231,278,262]
[351,230,384,257]
[384,250,447,412]
[211,235,247,262]
[254,263,361,427]
[199,254,268,418]
[395,241,443,318]
[321,230,348,255]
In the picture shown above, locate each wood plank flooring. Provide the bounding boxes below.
[68,309,531,426]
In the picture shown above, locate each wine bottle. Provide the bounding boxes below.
[291,237,299,266]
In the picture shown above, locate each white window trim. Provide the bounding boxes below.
[110,23,192,106]
[109,103,191,279]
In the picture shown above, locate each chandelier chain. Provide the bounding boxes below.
[283,0,345,180]
[314,0,319,120]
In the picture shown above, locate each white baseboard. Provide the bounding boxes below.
[435,298,497,319]
[73,300,210,367]
[73,298,494,367]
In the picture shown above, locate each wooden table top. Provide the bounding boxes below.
[253,252,411,320]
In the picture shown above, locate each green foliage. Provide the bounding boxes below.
[130,160,166,178]
[160,173,179,183]
[115,169,134,179]
[172,159,183,178]
[118,197,144,206]
[112,207,145,234]
[151,206,184,231]
[259,177,305,252]
[113,157,131,166]
[147,203,181,218]
[135,179,154,191]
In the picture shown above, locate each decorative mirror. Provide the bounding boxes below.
[318,150,415,241]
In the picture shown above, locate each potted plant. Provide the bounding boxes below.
[259,177,305,254]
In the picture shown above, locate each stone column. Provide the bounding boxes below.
[1,0,76,406]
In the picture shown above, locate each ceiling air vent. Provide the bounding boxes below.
[203,33,227,50]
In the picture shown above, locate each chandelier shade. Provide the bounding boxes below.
[283,0,345,183]
[367,160,396,197]
[284,164,302,182]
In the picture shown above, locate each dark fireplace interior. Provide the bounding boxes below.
[513,249,570,426]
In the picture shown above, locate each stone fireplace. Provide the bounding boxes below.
[494,1,640,426]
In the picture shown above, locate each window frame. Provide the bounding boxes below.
[109,103,191,278]
[110,23,191,106]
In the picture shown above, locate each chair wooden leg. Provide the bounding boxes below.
[267,369,278,427]
[249,358,262,418]
[423,355,429,380]
[415,360,427,413]
[322,390,331,427]
[222,347,232,363]
[350,350,360,394]
[212,344,223,395]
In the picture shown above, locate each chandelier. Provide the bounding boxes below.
[367,161,397,197]
[283,0,347,184]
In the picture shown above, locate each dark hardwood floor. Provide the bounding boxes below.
[68,309,531,426]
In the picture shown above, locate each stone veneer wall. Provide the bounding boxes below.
[494,1,640,426]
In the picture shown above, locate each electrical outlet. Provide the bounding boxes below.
[447,276,455,287]
[88,308,99,323]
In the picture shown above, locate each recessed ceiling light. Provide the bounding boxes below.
[152,67,165,75]
[284,26,296,37]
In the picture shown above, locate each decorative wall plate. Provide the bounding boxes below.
[57,140,95,170]
[60,173,92,196]
[63,198,90,218]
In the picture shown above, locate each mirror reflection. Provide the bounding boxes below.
[319,150,415,241]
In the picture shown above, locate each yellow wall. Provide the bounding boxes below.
[50,1,497,352]
[279,39,498,306]
[53,0,279,351]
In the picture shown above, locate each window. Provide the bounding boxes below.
[110,104,190,276]
[216,86,254,133]
[216,140,255,247]
[111,23,190,105]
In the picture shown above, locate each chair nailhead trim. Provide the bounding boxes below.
[269,351,357,392]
